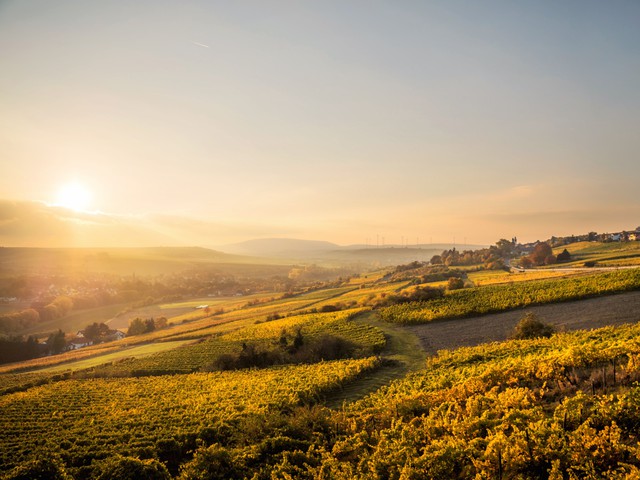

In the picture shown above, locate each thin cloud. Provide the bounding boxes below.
[191,41,210,48]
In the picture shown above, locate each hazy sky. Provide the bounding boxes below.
[1,1,640,247]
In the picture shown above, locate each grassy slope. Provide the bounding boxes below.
[325,311,426,408]
[552,240,640,266]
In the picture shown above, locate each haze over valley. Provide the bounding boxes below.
[3,2,640,479]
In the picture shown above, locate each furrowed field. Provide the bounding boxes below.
[4,250,640,479]
[380,268,640,324]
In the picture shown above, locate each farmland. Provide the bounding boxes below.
[4,243,640,478]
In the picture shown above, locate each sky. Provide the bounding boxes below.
[1,1,640,248]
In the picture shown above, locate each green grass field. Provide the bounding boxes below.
[34,340,194,373]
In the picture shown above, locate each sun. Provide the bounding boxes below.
[55,182,93,211]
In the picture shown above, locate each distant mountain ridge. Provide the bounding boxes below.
[0,246,274,277]
[218,238,487,266]
[219,238,341,257]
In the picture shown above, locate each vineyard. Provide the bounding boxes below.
[0,357,381,477]
[380,268,640,324]
[83,309,386,377]
[3,258,640,478]
[327,322,640,479]
[5,321,640,478]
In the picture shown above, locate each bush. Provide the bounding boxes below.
[4,457,71,480]
[510,313,555,340]
[95,455,170,480]
[178,444,242,480]
[447,277,465,290]
[319,305,339,313]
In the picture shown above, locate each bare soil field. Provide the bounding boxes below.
[406,290,640,356]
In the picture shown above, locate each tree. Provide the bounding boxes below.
[430,255,443,265]
[46,329,66,354]
[510,313,555,339]
[495,238,514,256]
[127,318,148,336]
[530,242,553,266]
[520,257,533,268]
[557,249,572,263]
[83,322,110,343]
[154,316,168,329]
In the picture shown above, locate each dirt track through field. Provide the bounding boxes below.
[406,291,640,356]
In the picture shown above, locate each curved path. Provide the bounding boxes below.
[324,311,426,408]
[406,290,640,356]
[326,291,640,406]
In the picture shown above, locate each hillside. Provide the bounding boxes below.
[0,246,276,277]
[3,245,640,478]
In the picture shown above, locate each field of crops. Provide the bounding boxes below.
[5,257,640,478]
[7,321,640,478]
[325,322,640,479]
[85,309,385,377]
[466,268,580,286]
[551,241,640,267]
[0,357,381,476]
[380,268,640,324]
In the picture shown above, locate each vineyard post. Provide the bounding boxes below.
[524,428,534,464]
[612,357,616,386]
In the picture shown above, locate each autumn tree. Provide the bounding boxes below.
[530,242,553,266]
[495,238,515,256]
[520,257,533,268]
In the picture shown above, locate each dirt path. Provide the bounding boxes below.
[406,290,640,356]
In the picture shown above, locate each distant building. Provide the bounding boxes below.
[104,330,126,342]
[67,337,93,350]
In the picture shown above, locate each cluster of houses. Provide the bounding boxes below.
[543,227,640,249]
[66,328,126,350]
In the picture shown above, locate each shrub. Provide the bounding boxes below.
[447,277,465,290]
[510,313,556,340]
[319,305,339,313]
[95,456,170,480]
[3,457,71,480]
[178,444,242,480]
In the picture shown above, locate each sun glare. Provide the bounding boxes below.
[55,182,92,211]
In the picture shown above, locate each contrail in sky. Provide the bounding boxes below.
[191,41,210,48]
